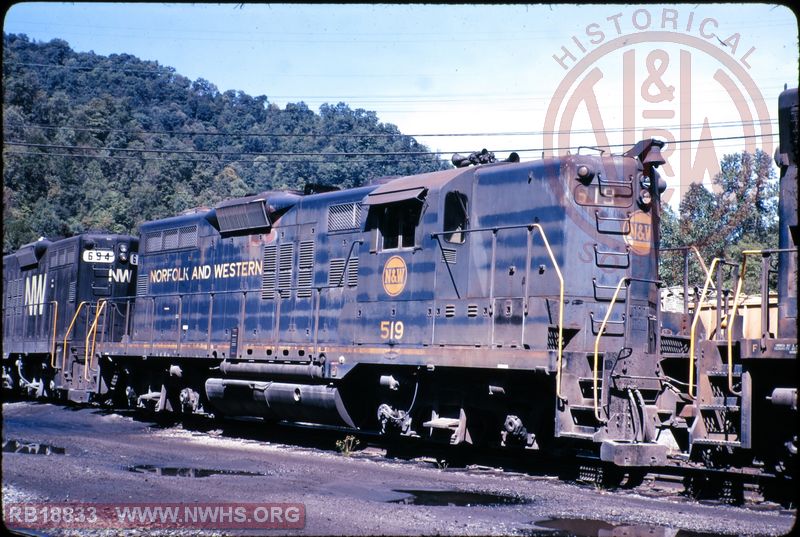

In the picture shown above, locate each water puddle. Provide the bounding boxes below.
[3,439,66,455]
[390,489,529,507]
[126,464,269,478]
[534,518,722,537]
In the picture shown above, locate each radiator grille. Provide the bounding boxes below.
[163,229,179,250]
[145,231,161,253]
[49,244,76,267]
[10,279,23,307]
[347,257,359,286]
[143,226,197,253]
[178,226,198,248]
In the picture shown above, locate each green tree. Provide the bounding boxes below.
[660,150,778,294]
[2,33,449,252]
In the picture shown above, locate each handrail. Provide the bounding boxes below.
[592,276,662,421]
[691,246,712,282]
[530,224,565,400]
[49,301,59,368]
[62,301,89,371]
[726,252,756,396]
[431,222,565,398]
[432,234,461,299]
[89,299,109,375]
[335,239,364,288]
[592,277,628,422]
[84,300,108,381]
[688,257,721,398]
[726,247,799,395]
[660,245,713,290]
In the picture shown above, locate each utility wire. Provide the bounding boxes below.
[5,118,778,139]
[0,149,437,165]
[3,132,780,160]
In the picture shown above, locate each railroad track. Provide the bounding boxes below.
[5,397,795,510]
[209,414,796,509]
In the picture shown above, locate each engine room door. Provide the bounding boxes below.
[490,226,528,348]
[432,190,488,346]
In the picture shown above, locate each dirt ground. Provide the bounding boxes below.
[2,402,796,536]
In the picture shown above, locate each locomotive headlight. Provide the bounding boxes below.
[119,252,128,263]
[119,244,128,253]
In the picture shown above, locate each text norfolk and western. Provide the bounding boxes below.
[150,260,262,284]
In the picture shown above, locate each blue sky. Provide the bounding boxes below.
[4,3,798,202]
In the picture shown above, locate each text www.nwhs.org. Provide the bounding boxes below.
[4,502,305,529]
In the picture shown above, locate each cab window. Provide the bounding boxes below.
[367,200,422,251]
[443,191,468,244]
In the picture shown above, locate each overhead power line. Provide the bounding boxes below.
[4,61,169,74]
[6,119,778,140]
[3,132,780,161]
[0,149,435,165]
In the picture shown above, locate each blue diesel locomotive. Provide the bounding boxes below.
[3,89,796,490]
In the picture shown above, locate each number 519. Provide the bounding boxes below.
[380,320,404,340]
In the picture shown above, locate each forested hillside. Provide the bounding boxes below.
[2,33,448,252]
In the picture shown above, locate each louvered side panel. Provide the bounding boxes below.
[328,258,346,287]
[136,275,149,297]
[277,243,294,298]
[261,244,278,299]
[347,257,359,287]
[441,248,457,264]
[297,241,315,298]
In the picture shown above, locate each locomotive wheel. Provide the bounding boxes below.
[598,464,645,489]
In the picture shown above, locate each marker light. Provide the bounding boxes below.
[576,165,594,182]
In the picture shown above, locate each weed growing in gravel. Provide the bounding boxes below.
[336,435,360,456]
